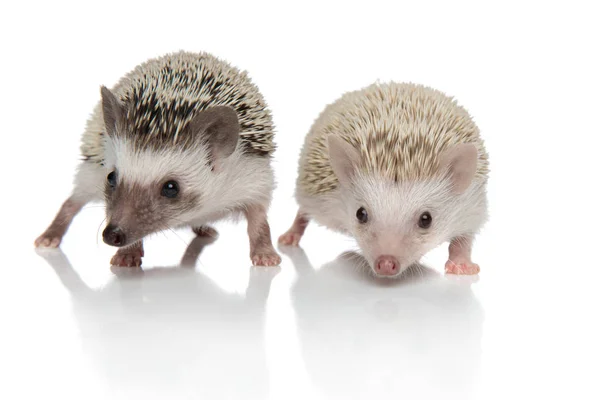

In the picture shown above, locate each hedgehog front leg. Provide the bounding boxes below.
[35,196,87,248]
[245,204,281,267]
[278,210,310,247]
[110,241,144,267]
[445,235,480,275]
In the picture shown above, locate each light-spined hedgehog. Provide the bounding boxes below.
[35,51,281,267]
[279,82,489,277]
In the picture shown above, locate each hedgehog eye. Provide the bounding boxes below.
[107,171,117,188]
[356,207,368,224]
[418,212,432,229]
[161,180,179,198]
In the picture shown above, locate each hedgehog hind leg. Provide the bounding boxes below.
[245,204,281,267]
[192,225,219,239]
[35,161,105,249]
[278,210,310,247]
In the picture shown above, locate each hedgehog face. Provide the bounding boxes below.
[99,87,241,247]
[102,169,201,247]
[344,176,455,277]
[327,136,479,278]
[100,137,241,247]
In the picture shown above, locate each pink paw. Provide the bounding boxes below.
[251,250,282,267]
[445,260,480,275]
[34,233,62,248]
[278,231,303,247]
[111,249,144,268]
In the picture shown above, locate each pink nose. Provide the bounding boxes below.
[375,255,399,276]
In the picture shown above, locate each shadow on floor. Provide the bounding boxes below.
[37,236,277,400]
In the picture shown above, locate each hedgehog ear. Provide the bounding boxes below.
[438,143,478,194]
[328,136,361,187]
[100,86,124,137]
[188,106,240,165]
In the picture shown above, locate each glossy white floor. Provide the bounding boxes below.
[2,1,599,399]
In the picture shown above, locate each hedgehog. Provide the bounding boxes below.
[35,51,281,267]
[278,82,489,277]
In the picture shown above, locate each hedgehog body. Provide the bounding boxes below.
[281,82,489,277]
[36,51,281,267]
[298,82,488,196]
[81,51,275,164]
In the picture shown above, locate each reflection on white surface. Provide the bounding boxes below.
[29,236,484,400]
[283,247,483,400]
[37,236,276,400]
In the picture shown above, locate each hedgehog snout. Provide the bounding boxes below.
[374,255,400,276]
[103,214,156,246]
[103,224,127,247]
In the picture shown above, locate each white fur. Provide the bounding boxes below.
[102,136,274,227]
[72,161,107,203]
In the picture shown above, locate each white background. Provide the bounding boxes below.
[1,1,599,399]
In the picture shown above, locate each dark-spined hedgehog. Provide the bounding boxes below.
[35,51,281,267]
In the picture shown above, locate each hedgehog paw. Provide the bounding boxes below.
[278,231,303,247]
[251,249,282,267]
[111,247,144,268]
[192,225,219,239]
[34,231,63,248]
[445,259,480,275]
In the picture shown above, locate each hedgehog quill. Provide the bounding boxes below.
[279,83,489,277]
[35,51,281,267]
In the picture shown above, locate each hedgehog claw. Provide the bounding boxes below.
[445,260,480,275]
[34,232,62,248]
[251,250,281,267]
[111,245,144,268]
[278,231,303,247]
[192,226,219,238]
